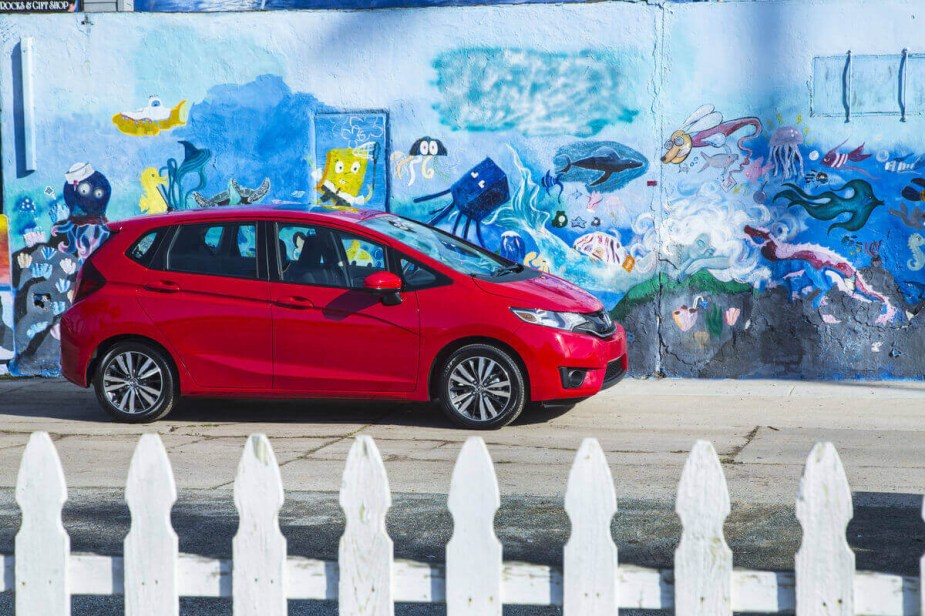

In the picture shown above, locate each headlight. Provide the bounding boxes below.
[511,308,592,332]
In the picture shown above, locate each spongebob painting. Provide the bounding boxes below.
[313,112,389,211]
[314,147,372,208]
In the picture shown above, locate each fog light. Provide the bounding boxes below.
[559,368,587,389]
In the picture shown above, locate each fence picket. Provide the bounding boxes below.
[564,438,618,615]
[795,442,854,616]
[15,431,70,616]
[447,437,502,616]
[125,433,178,615]
[339,435,393,616]
[233,434,286,616]
[674,440,732,616]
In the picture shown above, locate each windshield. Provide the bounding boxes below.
[361,215,509,276]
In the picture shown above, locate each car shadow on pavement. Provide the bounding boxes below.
[168,398,578,428]
[168,397,454,428]
[0,379,581,429]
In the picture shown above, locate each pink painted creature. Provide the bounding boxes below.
[744,225,897,324]
[743,157,773,183]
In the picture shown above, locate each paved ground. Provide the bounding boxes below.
[0,377,923,614]
[0,377,923,502]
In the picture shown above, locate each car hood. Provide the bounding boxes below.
[473,273,603,313]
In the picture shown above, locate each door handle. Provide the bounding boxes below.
[144,280,181,293]
[275,296,314,309]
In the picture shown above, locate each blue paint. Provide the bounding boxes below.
[433,49,638,138]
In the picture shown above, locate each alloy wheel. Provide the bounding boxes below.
[102,351,164,415]
[448,356,513,421]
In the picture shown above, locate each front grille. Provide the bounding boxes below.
[576,310,617,338]
[603,359,626,386]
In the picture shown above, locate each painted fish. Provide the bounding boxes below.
[743,156,772,182]
[885,154,925,174]
[572,231,635,271]
[557,148,643,187]
[541,171,564,202]
[821,140,874,176]
[698,151,738,175]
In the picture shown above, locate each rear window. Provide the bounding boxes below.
[127,229,167,267]
[167,222,258,279]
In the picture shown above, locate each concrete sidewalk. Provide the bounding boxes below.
[0,377,922,504]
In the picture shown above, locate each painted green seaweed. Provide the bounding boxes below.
[706,305,724,339]
[609,271,754,322]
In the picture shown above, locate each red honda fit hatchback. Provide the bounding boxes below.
[60,206,627,428]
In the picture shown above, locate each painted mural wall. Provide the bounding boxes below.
[0,1,922,379]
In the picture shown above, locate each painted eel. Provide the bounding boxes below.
[744,225,897,324]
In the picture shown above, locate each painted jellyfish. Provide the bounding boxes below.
[391,137,448,186]
[499,231,526,263]
[768,126,804,179]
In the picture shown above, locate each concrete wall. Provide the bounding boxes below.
[1,0,922,379]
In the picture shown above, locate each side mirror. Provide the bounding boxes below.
[363,271,403,306]
[363,271,402,292]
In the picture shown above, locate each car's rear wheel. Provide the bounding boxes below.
[437,344,526,429]
[93,341,178,423]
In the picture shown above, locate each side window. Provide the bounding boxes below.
[127,229,165,266]
[277,224,349,287]
[337,233,388,288]
[167,222,258,279]
[399,257,439,289]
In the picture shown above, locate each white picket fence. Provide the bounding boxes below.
[2,431,923,615]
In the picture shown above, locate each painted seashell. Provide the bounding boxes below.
[31,263,53,280]
[23,229,46,248]
[724,307,741,326]
[60,259,77,275]
[672,305,698,332]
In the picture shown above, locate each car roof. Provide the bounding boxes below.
[110,204,388,233]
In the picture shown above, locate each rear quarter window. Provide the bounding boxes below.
[127,229,167,267]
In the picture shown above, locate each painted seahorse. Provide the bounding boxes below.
[744,225,898,324]
[909,233,925,271]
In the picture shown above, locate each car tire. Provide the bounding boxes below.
[436,344,527,429]
[93,341,179,423]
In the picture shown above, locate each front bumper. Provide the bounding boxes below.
[515,323,628,402]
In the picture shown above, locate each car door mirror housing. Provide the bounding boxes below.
[363,271,403,306]
[363,271,402,292]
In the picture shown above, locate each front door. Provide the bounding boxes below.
[137,220,273,390]
[270,222,419,392]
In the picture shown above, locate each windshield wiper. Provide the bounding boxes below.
[491,263,524,277]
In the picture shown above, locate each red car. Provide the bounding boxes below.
[60,206,627,428]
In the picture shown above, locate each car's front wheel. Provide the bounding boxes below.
[93,341,178,423]
[436,344,526,429]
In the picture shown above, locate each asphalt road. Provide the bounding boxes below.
[0,377,923,614]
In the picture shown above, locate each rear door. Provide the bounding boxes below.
[137,220,273,389]
[270,221,420,392]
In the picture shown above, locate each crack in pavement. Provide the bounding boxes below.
[721,425,761,464]
[207,405,407,489]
